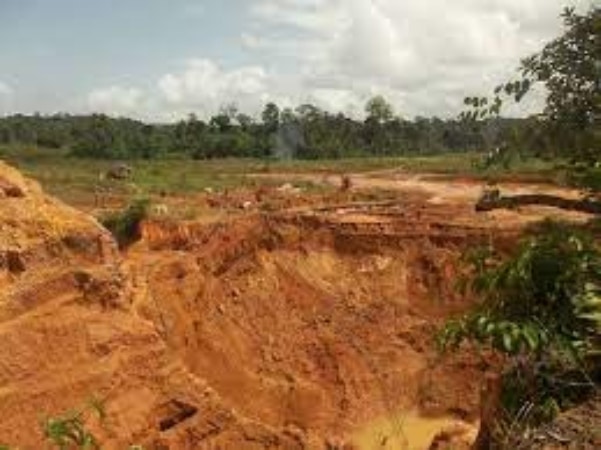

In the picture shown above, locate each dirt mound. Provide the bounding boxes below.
[0,162,304,449]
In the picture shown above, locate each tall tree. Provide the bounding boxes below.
[464,6,601,164]
[365,95,394,124]
[261,102,280,133]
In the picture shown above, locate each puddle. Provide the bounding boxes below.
[352,410,477,450]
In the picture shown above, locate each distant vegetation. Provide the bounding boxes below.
[0,98,538,161]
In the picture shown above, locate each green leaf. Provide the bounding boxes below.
[579,312,601,327]
[502,332,514,353]
[522,325,540,350]
[511,327,523,351]
[88,397,106,421]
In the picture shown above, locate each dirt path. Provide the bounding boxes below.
[252,171,583,205]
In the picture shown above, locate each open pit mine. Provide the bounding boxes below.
[0,162,593,449]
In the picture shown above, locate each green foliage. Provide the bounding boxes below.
[440,220,601,357]
[565,162,601,192]
[101,199,150,248]
[521,6,601,158]
[41,398,109,450]
[0,101,514,161]
[261,102,280,134]
[1,399,146,450]
[43,413,99,450]
[440,221,600,445]
[461,6,601,167]
[365,95,394,124]
[5,8,598,164]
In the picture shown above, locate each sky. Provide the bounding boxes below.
[0,0,596,122]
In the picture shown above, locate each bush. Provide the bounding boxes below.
[440,220,601,358]
[439,220,601,447]
[566,164,601,192]
[101,199,150,249]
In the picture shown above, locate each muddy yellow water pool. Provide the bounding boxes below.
[352,410,477,450]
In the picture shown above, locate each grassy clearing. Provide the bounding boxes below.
[0,145,559,208]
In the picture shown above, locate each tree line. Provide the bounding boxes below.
[0,97,534,160]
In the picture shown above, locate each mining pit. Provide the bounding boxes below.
[0,162,592,449]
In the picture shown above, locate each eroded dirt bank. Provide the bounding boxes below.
[129,198,529,449]
[0,162,308,450]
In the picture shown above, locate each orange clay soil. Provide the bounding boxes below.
[128,178,591,449]
[0,161,594,450]
[0,161,308,450]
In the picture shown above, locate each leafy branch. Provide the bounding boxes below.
[461,6,601,167]
[440,220,601,358]
[439,220,601,447]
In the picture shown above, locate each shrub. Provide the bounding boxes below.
[439,220,601,446]
[43,413,99,450]
[0,399,146,449]
[101,198,150,249]
[440,220,601,358]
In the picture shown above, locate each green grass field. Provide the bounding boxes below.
[0,145,559,208]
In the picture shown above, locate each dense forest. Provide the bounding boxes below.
[0,97,539,160]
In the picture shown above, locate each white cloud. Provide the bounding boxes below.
[0,81,14,114]
[304,87,363,114]
[157,58,270,117]
[250,0,341,33]
[245,0,591,118]
[0,81,12,97]
[87,86,144,116]
[85,0,592,121]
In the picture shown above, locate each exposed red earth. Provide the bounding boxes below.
[0,162,593,449]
